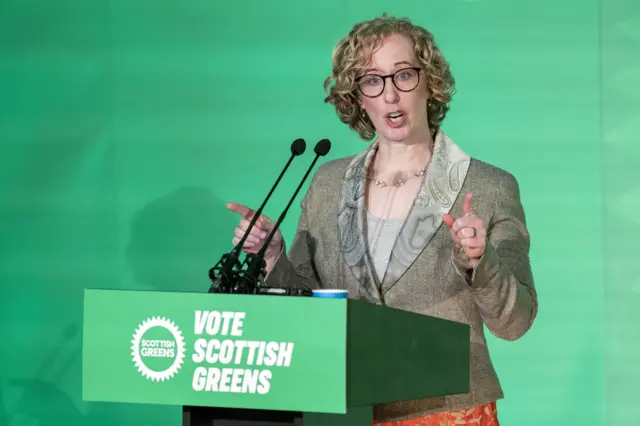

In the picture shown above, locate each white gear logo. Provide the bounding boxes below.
[131,316,186,382]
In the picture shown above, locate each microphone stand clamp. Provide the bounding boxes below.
[207,251,241,293]
[234,253,266,294]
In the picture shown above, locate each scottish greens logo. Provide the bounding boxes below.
[131,316,186,382]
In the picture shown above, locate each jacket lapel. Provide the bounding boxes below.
[337,144,382,304]
[337,129,471,302]
[379,130,471,294]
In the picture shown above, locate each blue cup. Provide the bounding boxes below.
[312,289,349,299]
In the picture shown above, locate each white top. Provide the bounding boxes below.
[365,210,404,282]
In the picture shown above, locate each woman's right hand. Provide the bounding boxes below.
[226,202,284,265]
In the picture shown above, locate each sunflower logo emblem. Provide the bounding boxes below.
[130,316,186,382]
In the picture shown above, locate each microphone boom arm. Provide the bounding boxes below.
[235,139,331,294]
[208,138,306,293]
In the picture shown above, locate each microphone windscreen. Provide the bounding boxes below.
[291,138,306,156]
[314,139,331,156]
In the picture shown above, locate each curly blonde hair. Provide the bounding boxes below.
[324,14,455,141]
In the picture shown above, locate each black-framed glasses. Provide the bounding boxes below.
[355,67,422,98]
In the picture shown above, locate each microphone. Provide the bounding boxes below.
[208,138,307,293]
[234,138,331,294]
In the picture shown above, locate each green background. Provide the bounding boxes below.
[0,0,637,425]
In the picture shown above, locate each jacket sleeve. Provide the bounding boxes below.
[454,173,538,341]
[263,182,322,291]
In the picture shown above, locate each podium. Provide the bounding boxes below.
[82,289,470,425]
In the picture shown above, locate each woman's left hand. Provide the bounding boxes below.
[443,193,487,268]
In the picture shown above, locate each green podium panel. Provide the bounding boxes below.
[82,289,470,424]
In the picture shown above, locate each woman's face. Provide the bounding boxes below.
[358,34,429,143]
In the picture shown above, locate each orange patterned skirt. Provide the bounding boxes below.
[373,402,499,426]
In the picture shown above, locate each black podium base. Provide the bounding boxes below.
[183,406,302,426]
[182,405,373,426]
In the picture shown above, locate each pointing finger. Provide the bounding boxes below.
[227,202,254,219]
[462,193,473,216]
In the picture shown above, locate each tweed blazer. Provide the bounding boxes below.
[265,130,538,421]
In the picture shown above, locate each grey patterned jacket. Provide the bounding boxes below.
[265,129,538,421]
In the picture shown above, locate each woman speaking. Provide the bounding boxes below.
[227,13,538,426]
